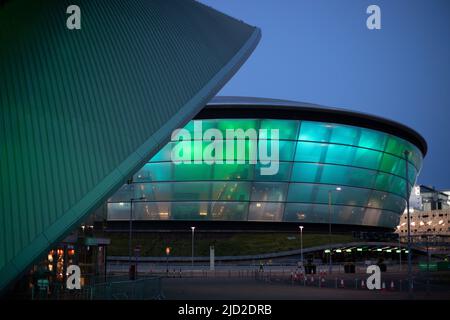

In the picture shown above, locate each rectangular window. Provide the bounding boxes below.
[259,119,299,140]
[298,121,330,142]
[248,202,284,221]
[250,182,288,202]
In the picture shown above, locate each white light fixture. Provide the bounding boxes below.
[336,187,342,191]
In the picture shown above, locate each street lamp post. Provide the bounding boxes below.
[398,234,402,271]
[165,247,170,274]
[299,226,304,265]
[328,187,341,274]
[129,196,146,276]
[404,150,413,297]
[191,227,196,268]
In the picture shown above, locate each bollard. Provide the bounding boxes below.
[335,278,338,289]
[355,279,358,289]
[390,280,395,291]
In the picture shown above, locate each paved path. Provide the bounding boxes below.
[162,277,450,300]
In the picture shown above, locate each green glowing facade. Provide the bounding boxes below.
[107,97,426,229]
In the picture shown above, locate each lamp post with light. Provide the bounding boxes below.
[299,226,304,265]
[398,231,402,271]
[328,187,341,274]
[165,247,170,274]
[404,150,413,297]
[191,227,196,268]
[129,196,146,278]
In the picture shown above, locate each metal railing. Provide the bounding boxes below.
[31,276,163,300]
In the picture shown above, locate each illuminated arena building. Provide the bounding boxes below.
[106,97,427,231]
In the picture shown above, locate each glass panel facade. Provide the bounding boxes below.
[260,119,299,140]
[107,118,424,229]
[287,183,371,208]
[248,202,284,221]
[250,182,288,202]
[254,162,291,181]
[259,140,295,162]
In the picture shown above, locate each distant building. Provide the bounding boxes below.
[397,185,450,237]
[419,185,450,211]
[397,209,450,236]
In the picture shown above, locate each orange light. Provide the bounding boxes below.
[68,249,75,256]
[165,247,171,255]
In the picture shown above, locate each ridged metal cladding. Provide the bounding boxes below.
[0,0,261,290]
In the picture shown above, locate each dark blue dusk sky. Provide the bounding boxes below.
[200,0,450,190]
